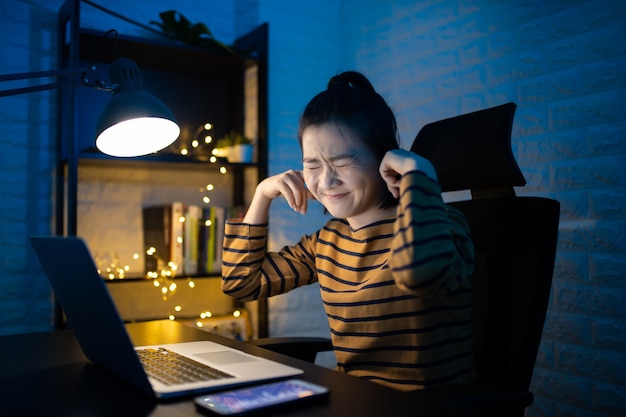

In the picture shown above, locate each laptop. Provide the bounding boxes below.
[30,236,303,399]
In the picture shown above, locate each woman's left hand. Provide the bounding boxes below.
[379,149,437,198]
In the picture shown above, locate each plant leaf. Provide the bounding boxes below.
[150,9,240,55]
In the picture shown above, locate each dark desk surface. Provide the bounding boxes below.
[0,320,493,416]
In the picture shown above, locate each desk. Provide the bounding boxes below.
[0,320,491,416]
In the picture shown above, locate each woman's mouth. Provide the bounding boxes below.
[322,193,348,201]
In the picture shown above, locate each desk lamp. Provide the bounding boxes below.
[0,56,180,157]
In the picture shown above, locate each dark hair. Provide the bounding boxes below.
[298,71,400,208]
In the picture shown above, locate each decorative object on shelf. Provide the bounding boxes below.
[96,251,130,279]
[182,309,251,341]
[179,122,215,158]
[150,10,239,55]
[145,247,179,278]
[146,245,180,302]
[213,131,254,163]
[82,1,244,56]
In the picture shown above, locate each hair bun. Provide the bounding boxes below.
[327,71,375,92]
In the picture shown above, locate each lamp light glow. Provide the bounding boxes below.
[96,117,180,157]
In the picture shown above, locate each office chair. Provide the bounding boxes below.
[250,102,560,416]
[410,102,560,416]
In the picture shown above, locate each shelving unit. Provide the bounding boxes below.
[55,0,268,337]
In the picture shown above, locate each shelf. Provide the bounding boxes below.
[75,152,260,168]
[103,274,222,283]
[56,0,269,337]
[63,30,253,164]
[104,274,234,322]
[75,28,255,76]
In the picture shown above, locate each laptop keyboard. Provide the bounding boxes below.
[137,347,234,386]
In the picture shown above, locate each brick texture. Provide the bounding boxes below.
[338,1,626,416]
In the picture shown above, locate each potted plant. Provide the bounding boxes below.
[213,131,254,163]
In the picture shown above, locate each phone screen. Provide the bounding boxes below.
[194,379,329,415]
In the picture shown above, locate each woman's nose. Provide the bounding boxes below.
[320,166,340,188]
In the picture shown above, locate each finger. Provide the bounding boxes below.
[281,172,308,211]
[298,193,308,214]
[278,183,298,209]
[288,172,306,207]
[388,184,400,199]
[380,170,401,198]
[284,170,314,214]
[385,179,400,198]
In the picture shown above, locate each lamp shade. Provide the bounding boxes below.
[95,59,180,157]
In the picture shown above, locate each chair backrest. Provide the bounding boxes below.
[411,103,560,391]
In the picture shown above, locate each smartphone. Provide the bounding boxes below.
[194,379,329,416]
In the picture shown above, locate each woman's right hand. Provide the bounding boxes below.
[244,170,314,224]
[259,170,313,213]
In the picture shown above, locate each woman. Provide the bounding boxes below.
[221,71,476,391]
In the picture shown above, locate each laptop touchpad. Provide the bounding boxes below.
[195,351,258,365]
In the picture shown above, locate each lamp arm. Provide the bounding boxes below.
[0,67,88,82]
[2,54,179,158]
[0,65,115,98]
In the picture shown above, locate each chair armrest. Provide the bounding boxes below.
[248,337,333,363]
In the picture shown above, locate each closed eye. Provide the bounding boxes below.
[303,153,358,170]
[333,156,359,168]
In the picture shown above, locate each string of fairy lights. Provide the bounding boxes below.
[95,121,248,334]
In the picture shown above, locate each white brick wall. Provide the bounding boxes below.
[341,1,626,416]
[2,1,625,415]
[0,1,59,335]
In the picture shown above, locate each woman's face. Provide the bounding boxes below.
[301,123,389,229]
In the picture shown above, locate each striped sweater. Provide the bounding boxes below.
[221,170,476,391]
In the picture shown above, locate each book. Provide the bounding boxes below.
[144,202,230,277]
[170,201,185,274]
[142,202,184,275]
[202,205,227,274]
[212,206,226,274]
[183,204,202,275]
[142,205,171,274]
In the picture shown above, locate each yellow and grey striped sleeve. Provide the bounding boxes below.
[391,170,475,296]
[221,221,318,301]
